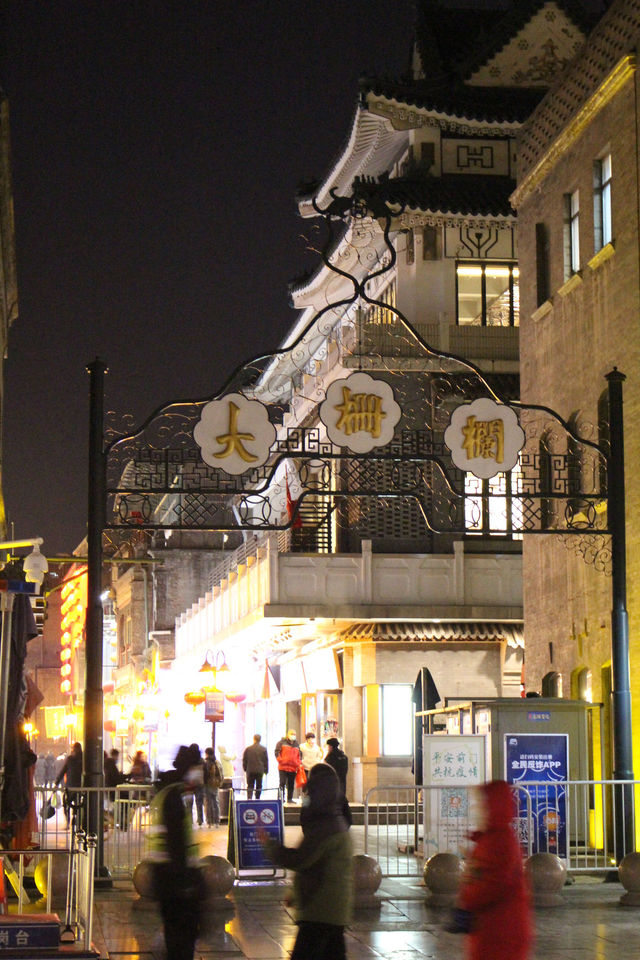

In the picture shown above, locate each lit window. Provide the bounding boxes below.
[464,460,523,539]
[363,280,397,324]
[456,262,519,326]
[381,685,413,756]
[563,190,580,278]
[594,154,612,251]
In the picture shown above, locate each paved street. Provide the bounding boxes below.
[89,824,640,960]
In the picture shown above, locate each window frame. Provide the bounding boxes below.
[563,190,580,279]
[594,154,612,251]
[455,260,519,327]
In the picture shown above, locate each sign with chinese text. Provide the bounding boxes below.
[194,393,276,475]
[204,689,225,723]
[0,916,60,949]
[505,732,568,858]
[423,734,486,857]
[233,798,284,871]
[444,397,525,479]
[319,372,401,453]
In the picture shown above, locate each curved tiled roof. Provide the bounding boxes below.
[341,620,524,647]
[355,173,517,219]
[363,76,545,125]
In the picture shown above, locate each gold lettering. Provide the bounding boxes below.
[461,416,504,463]
[334,387,387,438]
[214,401,258,462]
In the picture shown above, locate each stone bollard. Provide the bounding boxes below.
[132,859,157,904]
[200,854,236,906]
[619,852,640,905]
[34,855,70,908]
[352,854,382,910]
[423,853,462,906]
[524,853,566,906]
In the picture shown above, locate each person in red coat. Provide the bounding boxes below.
[458,780,533,960]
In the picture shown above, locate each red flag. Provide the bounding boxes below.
[285,470,303,528]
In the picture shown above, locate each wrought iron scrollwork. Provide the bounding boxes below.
[104,182,610,569]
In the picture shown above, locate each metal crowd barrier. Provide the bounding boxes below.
[364,780,639,877]
[363,785,423,877]
[515,779,640,872]
[2,834,96,949]
[35,784,154,879]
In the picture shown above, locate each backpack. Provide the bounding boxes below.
[204,757,223,788]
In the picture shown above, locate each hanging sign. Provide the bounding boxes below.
[194,394,276,475]
[204,689,225,722]
[444,397,525,479]
[319,372,401,453]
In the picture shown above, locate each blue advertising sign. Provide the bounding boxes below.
[505,733,568,858]
[234,798,284,870]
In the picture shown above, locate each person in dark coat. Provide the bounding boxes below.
[243,734,269,799]
[55,742,83,827]
[458,780,533,960]
[324,738,348,797]
[262,763,353,960]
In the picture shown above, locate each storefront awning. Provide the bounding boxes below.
[340,621,523,648]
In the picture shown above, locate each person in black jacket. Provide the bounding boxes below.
[243,734,269,799]
[55,742,83,827]
[324,738,348,798]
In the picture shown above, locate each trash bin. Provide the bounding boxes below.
[219,788,231,820]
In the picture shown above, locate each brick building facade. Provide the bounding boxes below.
[512,0,640,777]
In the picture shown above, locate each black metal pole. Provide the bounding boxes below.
[85,358,108,878]
[606,368,634,863]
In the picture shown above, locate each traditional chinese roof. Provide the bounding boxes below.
[355,173,517,219]
[341,621,524,648]
[413,0,596,87]
[363,78,544,126]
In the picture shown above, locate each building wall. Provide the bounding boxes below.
[515,3,640,775]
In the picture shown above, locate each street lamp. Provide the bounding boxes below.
[198,649,231,692]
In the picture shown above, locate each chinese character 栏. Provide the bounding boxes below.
[461,415,505,463]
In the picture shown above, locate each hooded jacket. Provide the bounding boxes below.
[459,780,533,960]
[265,763,353,925]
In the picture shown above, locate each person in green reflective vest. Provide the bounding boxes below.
[149,745,205,960]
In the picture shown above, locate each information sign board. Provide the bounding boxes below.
[233,798,284,872]
[504,732,568,858]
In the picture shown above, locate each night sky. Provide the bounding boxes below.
[0,1,414,556]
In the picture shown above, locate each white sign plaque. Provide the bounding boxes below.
[194,393,276,475]
[319,372,401,453]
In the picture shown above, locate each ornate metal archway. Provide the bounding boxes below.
[83,180,632,868]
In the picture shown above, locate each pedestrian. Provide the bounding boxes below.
[243,734,269,799]
[203,747,223,826]
[128,750,152,783]
[261,763,353,960]
[299,732,323,775]
[217,744,236,788]
[54,741,83,828]
[44,751,56,787]
[275,730,300,803]
[456,780,533,960]
[324,737,348,797]
[150,744,205,960]
[184,743,205,826]
[104,749,123,828]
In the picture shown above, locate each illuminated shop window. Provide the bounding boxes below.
[456,262,519,326]
[381,684,413,756]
